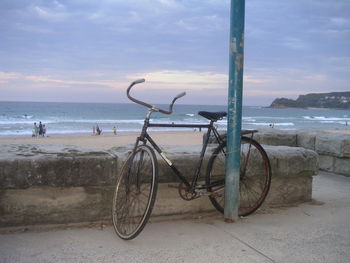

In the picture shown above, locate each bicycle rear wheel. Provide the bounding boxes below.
[112,145,158,240]
[205,136,271,217]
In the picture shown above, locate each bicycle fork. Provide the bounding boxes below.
[124,138,144,194]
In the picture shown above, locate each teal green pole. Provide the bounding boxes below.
[225,0,245,222]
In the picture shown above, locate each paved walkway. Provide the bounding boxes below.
[1,171,350,263]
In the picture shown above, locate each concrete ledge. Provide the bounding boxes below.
[0,143,318,227]
[250,129,350,176]
[296,131,317,150]
[265,145,318,177]
[315,133,350,158]
[254,130,297,147]
[0,145,118,189]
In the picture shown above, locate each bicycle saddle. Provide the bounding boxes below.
[198,111,227,121]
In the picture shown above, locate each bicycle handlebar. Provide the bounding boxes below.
[126,79,186,115]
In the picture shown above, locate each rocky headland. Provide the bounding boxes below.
[270,91,350,109]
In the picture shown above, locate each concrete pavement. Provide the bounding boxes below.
[1,171,349,263]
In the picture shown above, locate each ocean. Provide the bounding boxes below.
[1,101,350,137]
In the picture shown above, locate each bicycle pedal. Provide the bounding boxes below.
[167,183,179,189]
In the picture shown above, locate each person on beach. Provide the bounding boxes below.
[34,122,39,137]
[39,122,43,136]
[32,122,37,137]
[96,125,102,135]
[42,125,46,137]
[112,126,117,135]
[92,125,96,135]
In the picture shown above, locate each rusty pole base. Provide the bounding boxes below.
[224,218,236,223]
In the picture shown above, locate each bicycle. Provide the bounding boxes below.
[112,79,271,240]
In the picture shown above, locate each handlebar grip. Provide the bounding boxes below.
[174,92,186,100]
[127,79,153,109]
[126,79,186,115]
[132,79,145,85]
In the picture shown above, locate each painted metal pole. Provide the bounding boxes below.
[225,0,245,222]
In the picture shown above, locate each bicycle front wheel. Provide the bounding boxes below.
[112,145,158,240]
[206,136,271,217]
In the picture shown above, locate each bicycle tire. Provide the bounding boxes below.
[112,145,158,240]
[205,136,271,217]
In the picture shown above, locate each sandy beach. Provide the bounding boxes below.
[1,129,350,151]
[0,131,204,151]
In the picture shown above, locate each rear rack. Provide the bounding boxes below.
[241,129,258,135]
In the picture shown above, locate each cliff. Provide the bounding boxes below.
[270,91,350,109]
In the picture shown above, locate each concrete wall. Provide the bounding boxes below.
[0,143,318,227]
[254,129,350,176]
[208,129,350,176]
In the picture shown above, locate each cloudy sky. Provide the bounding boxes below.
[1,0,349,105]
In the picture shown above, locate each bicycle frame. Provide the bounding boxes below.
[112,80,271,240]
[131,108,224,191]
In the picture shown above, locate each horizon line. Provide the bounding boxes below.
[0,100,267,107]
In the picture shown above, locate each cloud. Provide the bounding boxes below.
[53,0,65,10]
[34,6,68,21]
[244,75,267,84]
[282,37,308,50]
[176,20,197,31]
[327,56,350,73]
[176,15,224,32]
[127,70,227,89]
[330,17,350,27]
[24,75,125,89]
[0,71,130,102]
[0,72,22,83]
[1,0,350,105]
[243,66,350,101]
[0,71,126,89]
[15,23,52,33]
[126,69,284,105]
[158,0,179,8]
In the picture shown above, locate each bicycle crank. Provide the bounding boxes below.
[194,186,224,198]
[178,182,198,201]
